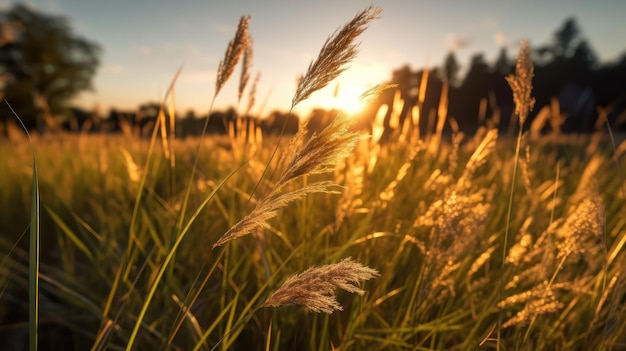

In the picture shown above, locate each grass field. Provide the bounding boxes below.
[1,6,626,351]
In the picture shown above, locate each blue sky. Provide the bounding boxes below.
[3,0,626,117]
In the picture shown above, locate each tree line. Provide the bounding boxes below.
[365,17,626,139]
[1,4,624,137]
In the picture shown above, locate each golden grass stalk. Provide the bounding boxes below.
[120,148,141,183]
[213,182,337,248]
[238,35,253,102]
[274,115,360,189]
[505,217,533,266]
[499,39,536,342]
[212,115,360,248]
[333,162,364,232]
[554,195,604,261]
[291,6,381,108]
[261,257,379,313]
[520,144,533,194]
[215,15,251,96]
[498,282,563,328]
[246,72,260,117]
[358,83,398,103]
[506,39,535,126]
[457,128,498,188]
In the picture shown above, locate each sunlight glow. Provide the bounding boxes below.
[330,83,368,115]
[295,62,389,117]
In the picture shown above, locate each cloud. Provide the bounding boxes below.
[180,70,215,83]
[495,32,509,46]
[135,44,181,56]
[446,34,470,51]
[208,20,235,36]
[106,64,125,73]
[479,17,500,30]
[133,43,214,65]
[136,45,153,55]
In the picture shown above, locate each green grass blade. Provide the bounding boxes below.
[192,295,239,351]
[125,163,245,350]
[167,250,226,345]
[44,205,94,261]
[6,101,40,351]
[28,146,39,351]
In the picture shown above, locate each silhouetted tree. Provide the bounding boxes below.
[0,4,100,132]
[371,17,624,135]
[441,52,460,86]
[571,40,597,69]
[542,18,579,60]
[183,109,197,120]
[306,108,331,133]
[532,17,600,131]
[261,110,299,135]
[493,47,512,75]
[206,107,237,134]
[536,17,597,70]
[456,54,491,130]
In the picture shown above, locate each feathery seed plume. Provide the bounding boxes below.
[359,83,398,103]
[555,195,603,261]
[212,115,360,248]
[215,15,251,96]
[246,72,260,116]
[292,6,381,107]
[213,182,337,247]
[238,35,253,102]
[274,116,360,189]
[499,281,563,328]
[262,257,379,313]
[506,39,535,126]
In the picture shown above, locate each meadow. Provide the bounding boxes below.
[1,6,625,351]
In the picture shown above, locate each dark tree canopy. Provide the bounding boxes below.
[536,17,597,68]
[0,4,101,131]
[440,52,460,86]
[368,16,626,136]
[493,47,512,76]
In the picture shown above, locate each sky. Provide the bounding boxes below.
[2,0,626,117]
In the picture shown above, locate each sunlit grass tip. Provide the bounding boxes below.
[261,257,379,314]
[292,6,381,108]
[216,15,251,96]
[212,115,361,248]
[359,83,399,103]
[238,33,253,102]
[506,39,535,126]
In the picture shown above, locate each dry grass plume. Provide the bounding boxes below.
[292,6,381,108]
[215,15,251,96]
[261,257,379,313]
[506,39,535,126]
[212,115,360,248]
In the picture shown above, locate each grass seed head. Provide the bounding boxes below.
[238,35,253,102]
[262,257,379,313]
[292,6,381,108]
[276,115,361,189]
[506,39,535,126]
[212,182,338,248]
[499,281,563,328]
[212,111,360,248]
[359,83,399,103]
[555,195,604,261]
[216,15,251,96]
[246,72,260,116]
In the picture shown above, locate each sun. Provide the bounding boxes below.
[330,83,367,115]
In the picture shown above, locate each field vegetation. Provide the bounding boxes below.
[1,6,625,351]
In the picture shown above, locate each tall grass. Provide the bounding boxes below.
[4,101,40,351]
[0,6,625,351]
